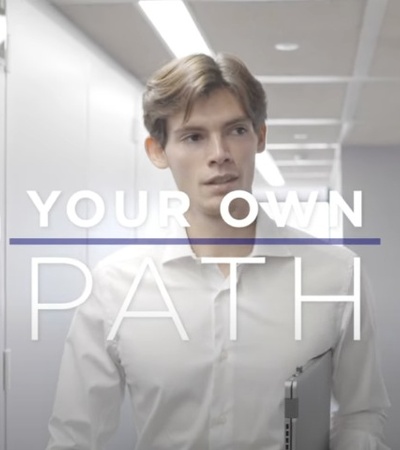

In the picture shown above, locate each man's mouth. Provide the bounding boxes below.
[205,174,238,185]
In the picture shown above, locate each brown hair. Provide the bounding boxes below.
[142,53,267,148]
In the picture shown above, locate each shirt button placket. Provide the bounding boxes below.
[219,349,228,362]
[209,273,234,450]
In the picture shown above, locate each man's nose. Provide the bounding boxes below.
[208,135,231,165]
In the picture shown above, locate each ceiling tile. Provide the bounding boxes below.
[265,83,346,119]
[188,0,366,76]
[369,0,400,77]
[267,124,340,144]
[269,148,335,161]
[55,3,172,83]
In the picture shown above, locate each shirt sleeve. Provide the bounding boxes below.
[330,265,391,450]
[46,266,126,450]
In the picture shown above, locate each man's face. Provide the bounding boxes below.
[147,88,266,219]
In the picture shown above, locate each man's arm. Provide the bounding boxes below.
[46,268,125,450]
[330,268,391,449]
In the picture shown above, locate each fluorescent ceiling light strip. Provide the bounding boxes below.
[194,0,326,2]
[268,118,340,126]
[257,76,353,84]
[138,1,212,58]
[275,159,333,167]
[283,173,329,179]
[0,16,6,45]
[256,151,285,187]
[267,143,337,151]
[256,75,400,84]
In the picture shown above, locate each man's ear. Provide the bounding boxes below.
[145,136,169,169]
[256,123,267,153]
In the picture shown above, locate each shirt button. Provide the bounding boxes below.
[218,414,227,425]
[219,349,228,362]
[213,414,227,426]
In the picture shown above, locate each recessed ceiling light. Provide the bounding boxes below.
[294,133,308,140]
[275,42,299,52]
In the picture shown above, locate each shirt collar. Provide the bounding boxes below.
[161,223,197,264]
[161,209,293,264]
[250,210,293,258]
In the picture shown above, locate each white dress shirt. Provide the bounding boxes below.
[46,211,390,450]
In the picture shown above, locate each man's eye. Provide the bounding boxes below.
[232,126,248,135]
[183,134,202,142]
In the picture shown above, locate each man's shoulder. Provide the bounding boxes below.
[275,226,358,293]
[93,244,165,279]
[279,224,357,269]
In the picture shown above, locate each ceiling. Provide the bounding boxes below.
[49,0,400,189]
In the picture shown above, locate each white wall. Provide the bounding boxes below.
[4,0,171,448]
[342,145,400,448]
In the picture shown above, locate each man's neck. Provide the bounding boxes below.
[185,212,257,259]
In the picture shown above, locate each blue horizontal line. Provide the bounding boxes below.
[9,237,381,246]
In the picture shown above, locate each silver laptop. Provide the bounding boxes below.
[284,349,332,450]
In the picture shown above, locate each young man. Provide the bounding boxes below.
[47,54,390,450]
